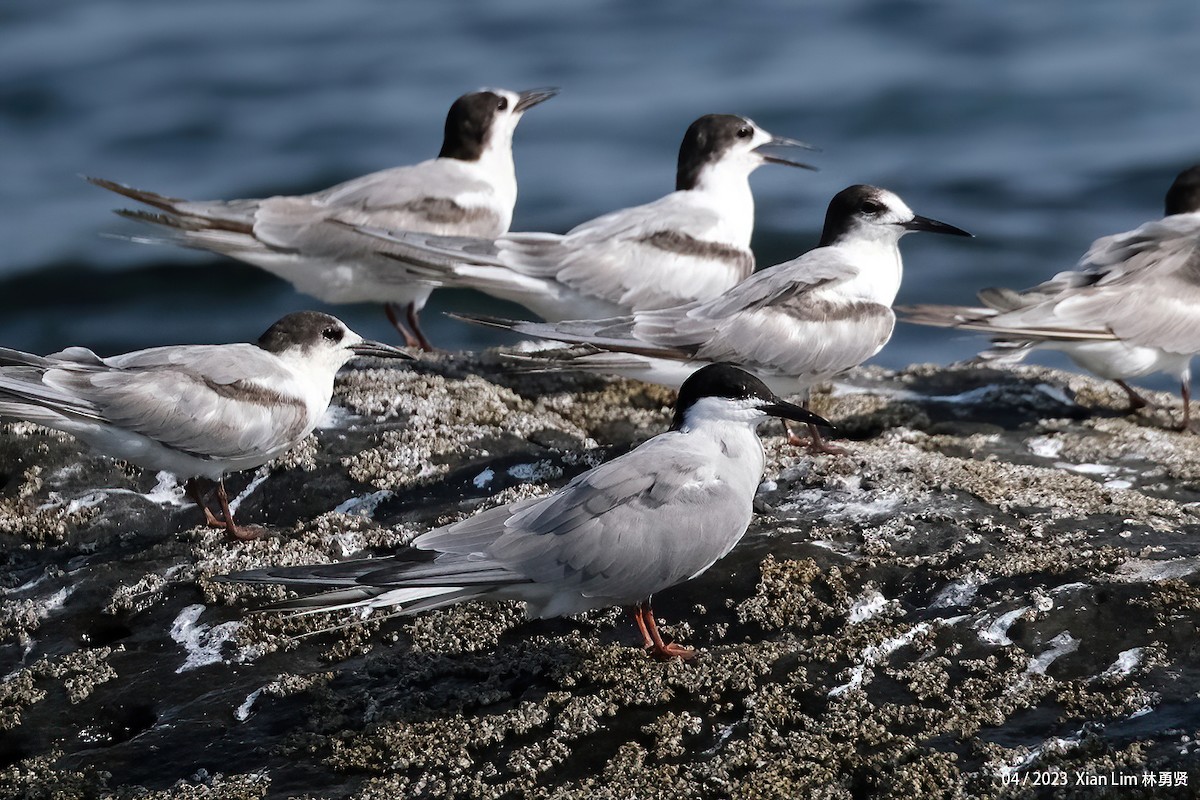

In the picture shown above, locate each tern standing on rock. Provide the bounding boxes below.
[456,185,971,452]
[338,114,817,321]
[0,312,409,539]
[88,87,558,350]
[224,363,830,660]
[901,165,1200,431]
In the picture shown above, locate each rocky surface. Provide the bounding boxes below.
[0,353,1198,799]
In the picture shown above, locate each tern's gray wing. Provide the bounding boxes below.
[0,344,313,460]
[415,434,751,602]
[102,343,290,382]
[1076,214,1200,276]
[298,160,505,236]
[472,249,895,377]
[544,197,752,309]
[977,266,1108,311]
[352,193,750,311]
[631,249,894,377]
[966,216,1200,353]
[0,347,65,369]
[984,215,1200,307]
[457,194,736,279]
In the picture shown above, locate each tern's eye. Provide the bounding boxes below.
[497,96,509,111]
[322,326,343,343]
[861,200,883,214]
[736,126,753,139]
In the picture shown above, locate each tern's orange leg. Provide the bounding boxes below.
[628,605,655,650]
[1115,380,1155,413]
[635,600,696,661]
[385,303,434,351]
[185,478,227,529]
[406,302,434,352]
[783,420,847,455]
[214,479,266,541]
[1179,382,1196,433]
[385,303,424,350]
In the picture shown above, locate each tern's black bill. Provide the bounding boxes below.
[515,87,560,112]
[756,134,819,171]
[903,215,973,237]
[767,134,820,152]
[761,400,833,429]
[351,341,413,360]
[761,154,819,171]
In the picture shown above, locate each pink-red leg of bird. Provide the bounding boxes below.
[214,479,265,541]
[632,601,696,661]
[185,478,228,529]
[628,605,655,650]
[406,302,434,352]
[1115,379,1156,413]
[385,303,425,350]
[1180,382,1195,433]
[384,302,434,351]
[784,420,847,455]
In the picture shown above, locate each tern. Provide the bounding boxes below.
[337,114,816,322]
[454,185,971,452]
[223,363,830,659]
[0,311,409,539]
[88,87,559,350]
[900,165,1200,430]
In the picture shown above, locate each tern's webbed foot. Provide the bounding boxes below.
[783,420,846,455]
[647,641,698,661]
[785,429,848,455]
[1115,380,1158,413]
[631,601,699,661]
[226,524,269,542]
[1173,415,1200,434]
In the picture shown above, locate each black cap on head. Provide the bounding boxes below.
[257,311,346,353]
[1165,165,1200,216]
[676,114,756,191]
[819,185,888,246]
[671,362,831,431]
[818,184,970,245]
[439,91,507,162]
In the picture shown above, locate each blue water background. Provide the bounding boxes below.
[2,0,1198,389]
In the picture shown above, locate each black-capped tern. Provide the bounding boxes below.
[223,363,829,659]
[0,311,409,539]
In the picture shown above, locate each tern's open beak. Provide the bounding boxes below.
[767,134,819,152]
[515,87,560,113]
[761,399,833,428]
[350,340,413,360]
[755,134,819,171]
[902,215,973,237]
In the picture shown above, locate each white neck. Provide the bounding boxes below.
[678,395,766,455]
[825,232,906,304]
[687,160,757,247]
[473,137,517,190]
[272,347,346,420]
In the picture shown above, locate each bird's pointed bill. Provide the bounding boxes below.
[766,134,820,152]
[515,87,560,112]
[761,399,833,429]
[350,341,413,359]
[755,134,819,171]
[903,215,973,237]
